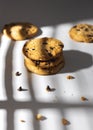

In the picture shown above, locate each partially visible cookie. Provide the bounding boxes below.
[24,54,64,69]
[23,37,64,61]
[69,24,93,43]
[2,22,39,40]
[24,58,64,75]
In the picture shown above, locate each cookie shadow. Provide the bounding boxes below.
[35,27,42,37]
[60,50,93,73]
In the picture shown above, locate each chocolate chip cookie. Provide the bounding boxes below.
[24,57,64,75]
[24,54,64,69]
[23,37,64,61]
[22,37,65,75]
[2,22,39,40]
[69,24,93,43]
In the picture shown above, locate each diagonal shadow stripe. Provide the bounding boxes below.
[1,38,93,130]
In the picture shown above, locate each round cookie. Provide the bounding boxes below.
[24,54,64,68]
[69,24,93,43]
[24,58,65,75]
[2,22,39,40]
[23,37,64,61]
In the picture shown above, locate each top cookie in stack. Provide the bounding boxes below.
[2,22,39,41]
[22,37,65,75]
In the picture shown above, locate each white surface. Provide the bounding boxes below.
[0,21,93,130]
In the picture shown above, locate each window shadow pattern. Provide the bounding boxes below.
[0,38,93,130]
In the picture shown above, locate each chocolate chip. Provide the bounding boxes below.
[46,85,56,92]
[87,34,93,37]
[35,61,40,66]
[24,44,27,47]
[17,86,23,91]
[15,71,22,76]
[32,48,35,50]
[50,47,54,50]
[17,86,28,91]
[59,44,64,48]
[45,49,48,52]
[84,28,88,31]
[45,49,52,56]
[43,42,47,44]
[48,52,52,57]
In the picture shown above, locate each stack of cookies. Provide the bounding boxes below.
[22,37,65,75]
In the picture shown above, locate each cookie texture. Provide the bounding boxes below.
[24,54,64,69]
[69,24,93,43]
[22,37,65,75]
[2,22,39,40]
[23,37,64,61]
[24,58,64,75]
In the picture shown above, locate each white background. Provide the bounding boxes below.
[0,0,93,130]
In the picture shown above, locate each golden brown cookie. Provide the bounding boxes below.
[69,24,93,43]
[24,54,64,69]
[23,37,64,61]
[24,58,64,75]
[2,22,39,40]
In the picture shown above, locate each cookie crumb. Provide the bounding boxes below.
[66,75,75,79]
[17,86,28,91]
[81,96,88,101]
[46,85,56,92]
[20,120,26,122]
[62,118,70,125]
[17,86,23,91]
[36,114,47,121]
[15,71,22,76]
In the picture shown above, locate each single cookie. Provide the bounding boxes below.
[2,22,39,40]
[24,54,64,68]
[23,37,64,61]
[24,58,64,75]
[69,24,93,43]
